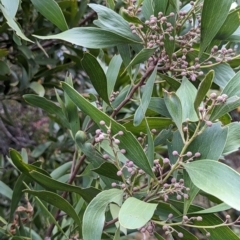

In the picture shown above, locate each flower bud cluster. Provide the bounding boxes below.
[198,93,228,126]
[127,2,236,82]
[162,224,184,238]
[138,221,155,235]
[162,178,190,202]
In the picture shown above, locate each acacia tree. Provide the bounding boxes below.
[1,0,240,239]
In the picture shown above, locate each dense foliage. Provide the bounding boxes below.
[1,0,240,239]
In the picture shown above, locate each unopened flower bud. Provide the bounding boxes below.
[206,121,212,127]
[100,120,105,125]
[172,150,178,156]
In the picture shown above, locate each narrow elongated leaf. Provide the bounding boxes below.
[164,91,183,138]
[64,74,80,137]
[124,117,173,135]
[122,48,156,75]
[81,53,110,104]
[23,94,69,127]
[62,82,154,177]
[0,5,32,42]
[89,4,141,42]
[29,82,45,97]
[106,55,122,97]
[25,190,82,230]
[0,181,12,199]
[176,77,198,122]
[187,123,228,160]
[34,27,141,49]
[194,70,214,115]
[1,0,19,18]
[142,0,154,20]
[216,8,240,40]
[183,171,199,215]
[193,203,231,214]
[145,119,154,167]
[119,197,157,229]
[183,160,240,211]
[134,67,157,126]
[200,0,232,56]
[83,189,123,240]
[9,149,50,177]
[29,170,100,203]
[30,0,68,31]
[159,73,180,90]
[223,122,240,155]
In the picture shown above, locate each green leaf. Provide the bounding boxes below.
[124,117,173,135]
[164,91,183,139]
[176,77,198,122]
[119,197,157,229]
[200,0,232,56]
[106,55,122,97]
[30,0,68,31]
[0,60,10,75]
[62,82,154,177]
[142,0,154,20]
[134,67,157,126]
[29,170,100,203]
[50,162,72,180]
[81,52,110,104]
[0,5,33,42]
[31,141,51,158]
[154,0,168,16]
[187,123,228,160]
[183,170,199,215]
[33,27,141,49]
[23,94,69,127]
[1,0,19,18]
[89,3,141,42]
[216,8,240,40]
[192,203,231,215]
[145,119,154,167]
[83,189,123,240]
[92,162,122,181]
[0,180,12,199]
[148,97,171,117]
[24,190,81,230]
[122,48,156,75]
[159,73,181,90]
[194,70,214,115]
[223,122,240,155]
[183,160,240,211]
[29,82,45,97]
[9,149,50,177]
[64,74,80,137]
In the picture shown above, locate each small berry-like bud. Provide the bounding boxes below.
[206,232,211,237]
[151,128,157,133]
[196,216,203,221]
[154,159,159,164]
[114,139,120,144]
[177,195,182,200]
[121,183,126,188]
[128,167,133,172]
[206,121,212,127]
[171,178,176,183]
[178,232,184,238]
[226,214,231,219]
[183,126,188,132]
[120,149,126,154]
[195,152,201,157]
[210,92,217,99]
[172,150,178,156]
[118,131,124,135]
[186,151,192,157]
[164,183,169,188]
[184,194,189,199]
[111,182,117,187]
[186,187,190,191]
[183,215,188,221]
[198,106,204,112]
[103,154,109,159]
[168,213,173,218]
[128,161,134,167]
[96,129,101,135]
[162,225,168,230]
[163,158,170,164]
[100,120,105,125]
[117,170,122,176]
[216,96,223,102]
